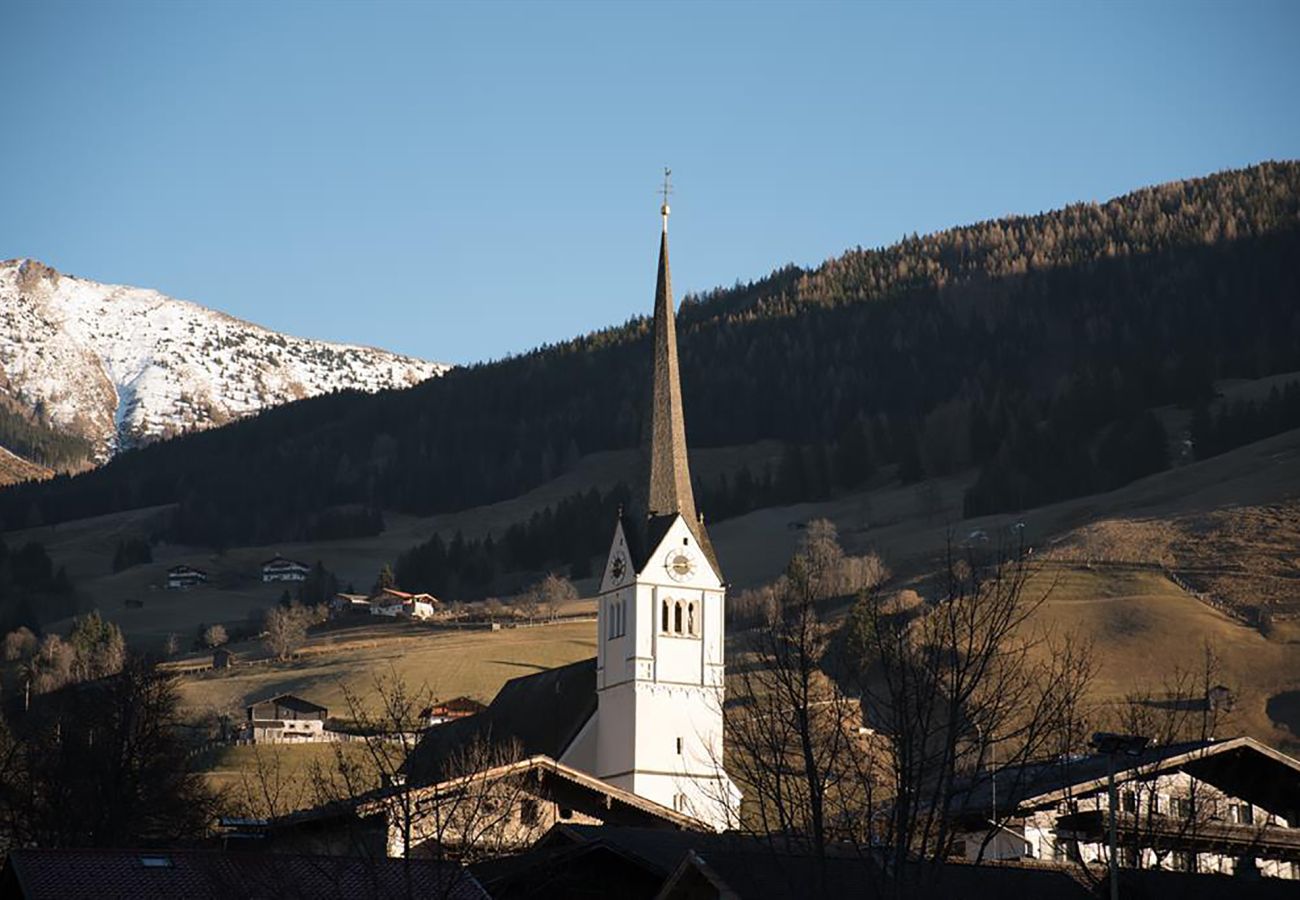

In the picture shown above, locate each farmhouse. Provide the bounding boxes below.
[950,735,1300,879]
[421,696,487,726]
[369,588,439,620]
[331,592,371,616]
[165,564,207,590]
[265,755,706,860]
[261,555,309,582]
[400,198,739,833]
[246,694,329,744]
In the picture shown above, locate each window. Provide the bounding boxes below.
[1118,846,1137,868]
[674,601,683,634]
[1229,802,1254,825]
[558,807,573,820]
[1121,790,1137,814]
[1172,850,1196,873]
[676,737,683,755]
[662,599,670,633]
[673,793,688,812]
[1171,797,1193,819]
[687,602,697,636]
[519,798,539,826]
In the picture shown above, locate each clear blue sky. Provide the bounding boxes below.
[3,1,1298,365]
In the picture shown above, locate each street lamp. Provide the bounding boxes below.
[1090,732,1149,900]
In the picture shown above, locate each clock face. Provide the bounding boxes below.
[665,548,696,582]
[610,554,627,582]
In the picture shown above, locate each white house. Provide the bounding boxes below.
[369,588,439,620]
[166,564,207,590]
[246,694,329,744]
[261,555,310,583]
[951,736,1300,879]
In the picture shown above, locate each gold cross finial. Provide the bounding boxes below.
[660,167,672,229]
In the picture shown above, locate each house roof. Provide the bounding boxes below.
[530,824,1095,900]
[261,555,308,568]
[957,736,1300,820]
[403,657,596,784]
[166,565,206,575]
[245,693,328,715]
[364,755,705,832]
[0,848,489,900]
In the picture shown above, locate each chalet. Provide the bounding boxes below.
[261,555,310,582]
[165,564,207,590]
[0,848,489,900]
[369,588,439,620]
[420,696,488,726]
[477,823,1300,899]
[264,754,706,860]
[949,736,1300,880]
[331,592,371,616]
[246,694,329,744]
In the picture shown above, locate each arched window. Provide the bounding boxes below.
[662,599,670,633]
[687,602,697,636]
[674,601,684,634]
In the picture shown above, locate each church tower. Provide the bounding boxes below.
[593,182,741,830]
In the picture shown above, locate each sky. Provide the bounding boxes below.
[2,1,1298,366]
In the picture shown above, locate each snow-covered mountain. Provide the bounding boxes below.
[0,258,450,467]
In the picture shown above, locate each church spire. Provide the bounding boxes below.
[641,169,698,523]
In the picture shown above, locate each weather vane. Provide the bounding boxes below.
[660,167,672,228]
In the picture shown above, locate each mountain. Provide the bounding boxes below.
[0,258,449,474]
[1,162,1296,550]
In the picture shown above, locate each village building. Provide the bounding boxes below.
[246,694,329,744]
[369,588,439,620]
[265,755,706,861]
[399,197,740,833]
[165,564,207,590]
[476,822,1300,900]
[260,555,310,583]
[331,592,371,616]
[420,696,488,726]
[950,735,1300,880]
[212,647,236,670]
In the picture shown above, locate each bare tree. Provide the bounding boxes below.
[264,605,309,660]
[2,627,36,662]
[531,573,577,622]
[726,528,1094,899]
[847,541,1093,894]
[203,623,229,649]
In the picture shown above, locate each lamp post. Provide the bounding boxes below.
[1090,732,1149,900]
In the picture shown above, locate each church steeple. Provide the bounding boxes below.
[640,182,698,524]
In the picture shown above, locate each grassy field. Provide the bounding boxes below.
[201,742,383,816]
[175,620,598,720]
[1021,566,1299,748]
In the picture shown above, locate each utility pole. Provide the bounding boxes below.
[1090,732,1150,900]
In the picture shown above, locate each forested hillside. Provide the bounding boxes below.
[2,162,1297,550]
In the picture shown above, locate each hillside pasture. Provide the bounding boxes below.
[174,620,598,721]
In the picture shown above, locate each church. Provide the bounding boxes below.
[401,192,741,833]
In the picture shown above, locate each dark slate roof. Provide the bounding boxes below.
[530,825,1094,900]
[403,657,597,784]
[0,848,488,900]
[246,693,328,715]
[956,736,1300,820]
[626,223,722,581]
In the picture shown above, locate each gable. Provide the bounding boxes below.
[635,514,722,590]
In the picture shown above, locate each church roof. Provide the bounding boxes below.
[630,210,722,579]
[402,657,597,785]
